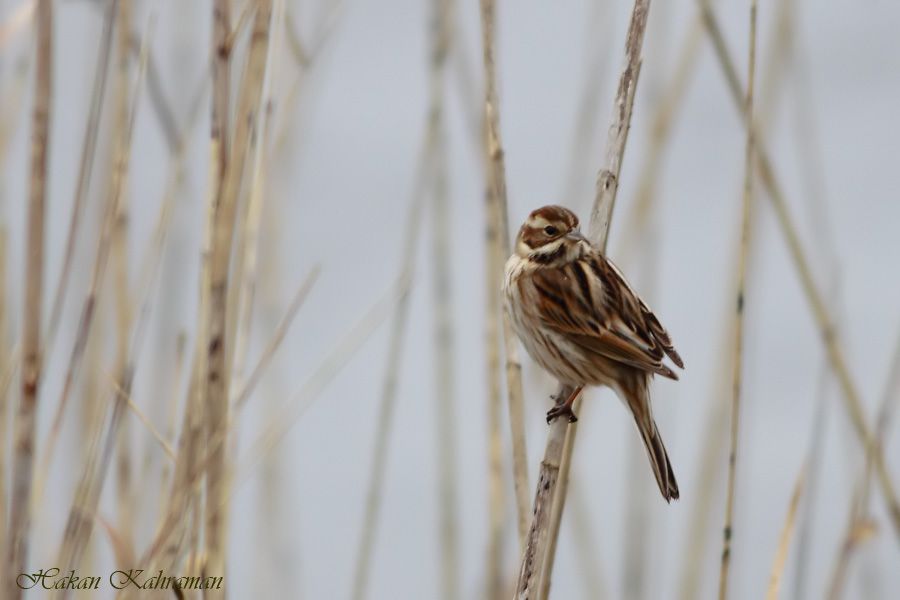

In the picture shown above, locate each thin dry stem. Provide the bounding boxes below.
[225,0,284,407]
[350,129,435,600]
[203,0,274,585]
[5,1,52,596]
[615,14,703,263]
[525,2,653,598]
[825,330,900,599]
[111,0,136,556]
[232,267,321,410]
[479,0,530,551]
[0,229,9,563]
[586,0,650,249]
[142,276,408,569]
[717,3,757,598]
[699,0,900,539]
[428,3,460,598]
[44,0,118,358]
[561,0,615,208]
[765,465,806,600]
[51,21,151,597]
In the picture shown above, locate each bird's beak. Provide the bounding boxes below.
[566,229,587,243]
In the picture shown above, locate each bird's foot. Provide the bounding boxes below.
[546,403,578,424]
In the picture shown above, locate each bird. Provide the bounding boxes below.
[503,204,683,501]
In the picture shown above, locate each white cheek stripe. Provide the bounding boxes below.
[535,239,564,254]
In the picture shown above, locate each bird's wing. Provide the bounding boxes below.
[528,252,682,379]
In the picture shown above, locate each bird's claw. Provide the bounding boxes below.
[546,404,578,424]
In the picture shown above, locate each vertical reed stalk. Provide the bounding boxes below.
[44,0,118,357]
[0,228,8,565]
[428,3,459,598]
[110,0,135,556]
[699,0,900,539]
[204,1,273,589]
[504,1,654,597]
[5,1,52,596]
[52,24,151,598]
[350,59,438,600]
[716,3,757,598]
[765,465,805,600]
[479,0,530,550]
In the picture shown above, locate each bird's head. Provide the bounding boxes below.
[514,205,587,264]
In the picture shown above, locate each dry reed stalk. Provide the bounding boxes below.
[675,4,793,593]
[148,122,222,579]
[153,52,235,582]
[484,129,508,600]
[33,1,127,509]
[5,1,52,596]
[783,10,846,595]
[142,276,407,571]
[103,373,176,461]
[211,0,231,178]
[44,0,118,358]
[225,0,283,402]
[253,199,293,598]
[560,0,614,208]
[203,0,274,587]
[227,277,409,497]
[74,273,107,584]
[824,332,900,599]
[479,0,530,550]
[698,0,900,538]
[349,5,450,595]
[350,125,436,600]
[614,14,703,263]
[0,228,8,565]
[158,333,187,514]
[51,22,151,597]
[765,465,806,600]
[110,0,136,556]
[477,4,508,593]
[524,3,652,599]
[540,18,657,576]
[717,3,758,598]
[425,2,460,598]
[232,267,321,410]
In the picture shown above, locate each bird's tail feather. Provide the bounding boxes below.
[627,387,679,502]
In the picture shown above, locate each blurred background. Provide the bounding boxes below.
[1,0,899,598]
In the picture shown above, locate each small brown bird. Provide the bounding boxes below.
[503,205,683,501]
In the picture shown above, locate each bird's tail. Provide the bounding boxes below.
[627,385,679,502]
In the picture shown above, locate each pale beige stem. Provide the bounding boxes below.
[765,465,806,600]
[479,0,530,551]
[5,1,52,596]
[0,229,9,564]
[203,1,274,588]
[699,0,900,540]
[525,2,653,598]
[110,0,136,557]
[718,3,758,599]
[51,22,152,597]
[44,0,118,359]
[350,117,436,600]
[426,2,460,598]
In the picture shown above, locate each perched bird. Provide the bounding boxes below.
[503,205,684,501]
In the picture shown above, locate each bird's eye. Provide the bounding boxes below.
[544,226,558,236]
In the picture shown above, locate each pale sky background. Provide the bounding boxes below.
[2,0,900,598]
